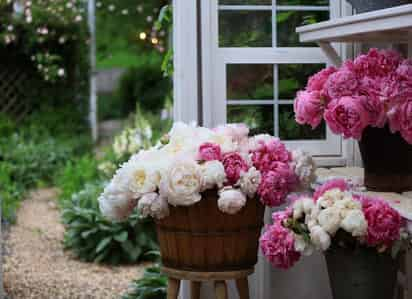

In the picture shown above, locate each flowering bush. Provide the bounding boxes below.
[260,180,408,269]
[294,48,412,143]
[98,122,317,221]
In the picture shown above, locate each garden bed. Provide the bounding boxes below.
[3,188,150,299]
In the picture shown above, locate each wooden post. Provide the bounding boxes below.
[167,278,181,299]
[236,278,250,299]
[190,281,201,299]
[214,281,228,299]
[88,0,98,142]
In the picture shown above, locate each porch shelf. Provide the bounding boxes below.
[296,4,412,66]
[316,167,412,220]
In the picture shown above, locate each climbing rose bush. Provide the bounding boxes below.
[99,122,317,220]
[294,48,412,144]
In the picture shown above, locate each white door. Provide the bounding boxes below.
[202,0,345,162]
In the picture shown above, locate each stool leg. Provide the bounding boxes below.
[214,281,228,299]
[190,281,201,299]
[236,277,250,299]
[167,278,180,299]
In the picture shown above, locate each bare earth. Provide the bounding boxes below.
[3,188,149,299]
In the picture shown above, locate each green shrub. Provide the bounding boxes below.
[116,64,171,115]
[54,155,100,202]
[122,265,167,299]
[62,182,159,265]
[0,162,24,223]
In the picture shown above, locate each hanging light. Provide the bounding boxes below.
[151,37,158,45]
[139,32,147,40]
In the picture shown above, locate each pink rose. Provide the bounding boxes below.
[354,48,401,78]
[307,66,337,93]
[361,197,402,247]
[260,222,301,269]
[294,90,324,129]
[324,66,359,100]
[313,179,349,202]
[198,142,222,161]
[221,152,249,185]
[251,139,291,173]
[388,99,412,144]
[258,169,297,207]
[324,96,370,140]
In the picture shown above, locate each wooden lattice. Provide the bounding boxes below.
[0,66,31,121]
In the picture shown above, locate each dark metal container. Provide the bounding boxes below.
[325,247,399,299]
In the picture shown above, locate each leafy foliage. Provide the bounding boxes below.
[54,155,101,202]
[62,182,159,264]
[122,264,167,299]
[116,64,171,115]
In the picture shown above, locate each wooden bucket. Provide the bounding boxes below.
[155,190,265,272]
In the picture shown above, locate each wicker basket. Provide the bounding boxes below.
[155,190,265,272]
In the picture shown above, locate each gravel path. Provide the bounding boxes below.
[3,188,149,299]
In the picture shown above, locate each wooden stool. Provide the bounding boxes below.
[162,266,254,299]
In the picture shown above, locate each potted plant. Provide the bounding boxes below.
[346,0,412,13]
[294,48,412,192]
[99,122,316,272]
[260,179,410,299]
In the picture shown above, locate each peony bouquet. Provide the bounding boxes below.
[98,122,316,221]
[294,48,412,143]
[260,179,408,269]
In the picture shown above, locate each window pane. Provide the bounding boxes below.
[279,105,326,140]
[277,10,329,47]
[220,0,271,4]
[227,105,274,135]
[278,64,325,99]
[219,11,272,47]
[227,64,274,100]
[277,0,328,5]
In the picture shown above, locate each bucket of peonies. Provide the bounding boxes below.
[260,179,410,299]
[99,122,316,272]
[294,48,412,192]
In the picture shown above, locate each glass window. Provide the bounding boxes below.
[227,105,274,135]
[219,10,272,47]
[277,0,328,5]
[227,64,274,100]
[219,0,271,4]
[279,104,326,140]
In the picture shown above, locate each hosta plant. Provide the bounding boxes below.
[122,264,167,299]
[61,182,158,265]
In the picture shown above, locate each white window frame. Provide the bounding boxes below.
[173,0,354,167]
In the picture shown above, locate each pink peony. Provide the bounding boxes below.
[294,90,324,129]
[361,197,402,247]
[260,222,301,269]
[358,79,387,127]
[221,152,249,185]
[388,99,412,144]
[313,179,349,202]
[251,139,291,173]
[258,169,297,207]
[198,142,222,161]
[354,48,401,78]
[272,208,293,225]
[396,59,412,80]
[324,65,359,100]
[307,66,337,93]
[324,96,370,140]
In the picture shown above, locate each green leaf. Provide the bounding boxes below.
[81,228,99,239]
[96,236,112,253]
[114,231,128,243]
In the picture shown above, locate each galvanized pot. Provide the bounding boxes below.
[346,0,412,13]
[325,247,399,299]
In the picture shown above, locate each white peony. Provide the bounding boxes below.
[302,197,316,214]
[138,192,169,220]
[99,184,137,221]
[291,149,317,190]
[160,159,203,206]
[294,234,314,256]
[317,189,345,209]
[218,188,247,215]
[341,209,367,237]
[200,160,226,191]
[317,207,342,235]
[238,167,261,198]
[120,155,160,197]
[310,225,331,251]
